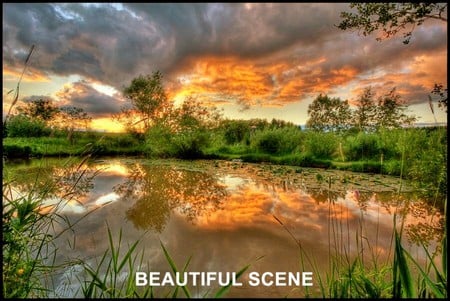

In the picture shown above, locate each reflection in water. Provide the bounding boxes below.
[3,157,101,215]
[113,163,228,232]
[3,158,445,298]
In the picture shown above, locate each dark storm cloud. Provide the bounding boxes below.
[2,3,447,108]
[3,3,349,86]
[56,80,123,117]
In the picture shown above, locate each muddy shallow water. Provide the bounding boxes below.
[3,157,444,298]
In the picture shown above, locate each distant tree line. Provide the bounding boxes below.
[306,87,418,133]
[4,98,91,143]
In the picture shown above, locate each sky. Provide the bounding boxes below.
[2,3,448,132]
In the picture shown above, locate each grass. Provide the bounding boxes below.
[2,155,97,298]
[3,120,446,298]
[3,133,144,158]
[3,154,253,299]
[271,126,447,298]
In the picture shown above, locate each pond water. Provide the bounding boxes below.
[3,157,445,298]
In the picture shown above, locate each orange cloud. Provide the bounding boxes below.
[348,50,447,105]
[168,56,276,107]
[167,55,365,109]
[2,66,51,83]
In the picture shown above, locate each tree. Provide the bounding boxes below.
[338,3,447,44]
[119,71,171,134]
[16,98,60,123]
[339,3,447,118]
[375,88,416,129]
[306,94,352,132]
[169,96,221,132]
[431,83,448,113]
[58,106,92,143]
[352,87,378,132]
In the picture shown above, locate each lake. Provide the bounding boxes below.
[3,156,444,298]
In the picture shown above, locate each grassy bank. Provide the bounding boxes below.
[3,132,144,158]
[3,125,447,205]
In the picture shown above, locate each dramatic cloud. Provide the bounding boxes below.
[55,80,124,117]
[2,3,447,126]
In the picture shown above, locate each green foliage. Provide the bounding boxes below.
[306,94,352,132]
[81,227,150,298]
[352,87,378,132]
[253,130,282,154]
[6,114,51,138]
[382,159,402,176]
[145,124,210,159]
[375,88,416,130]
[16,98,60,122]
[171,129,210,159]
[2,194,48,298]
[338,3,447,44]
[343,132,381,161]
[326,258,392,298]
[119,71,171,133]
[144,124,174,158]
[252,127,302,155]
[408,128,447,198]
[222,119,251,144]
[303,131,339,160]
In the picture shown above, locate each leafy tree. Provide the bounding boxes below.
[15,99,59,123]
[339,3,447,118]
[353,87,378,132]
[169,96,221,132]
[58,106,92,143]
[306,94,352,132]
[119,71,171,134]
[338,3,447,44]
[375,88,416,130]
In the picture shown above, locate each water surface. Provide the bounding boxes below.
[3,157,444,298]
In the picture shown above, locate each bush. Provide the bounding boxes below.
[144,124,175,158]
[6,115,51,138]
[171,130,210,159]
[343,132,381,161]
[303,131,338,160]
[254,130,282,154]
[222,120,250,144]
[252,127,302,155]
[382,159,402,176]
[145,125,210,159]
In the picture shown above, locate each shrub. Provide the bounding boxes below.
[222,120,250,144]
[251,127,302,155]
[343,132,381,161]
[145,124,210,159]
[171,130,209,159]
[144,124,175,158]
[382,159,402,176]
[303,131,338,160]
[254,130,282,154]
[6,115,51,138]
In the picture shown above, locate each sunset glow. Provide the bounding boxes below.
[3,3,447,131]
